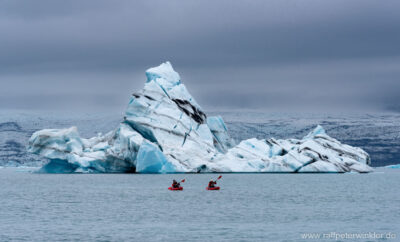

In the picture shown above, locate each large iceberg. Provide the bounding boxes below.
[28,62,373,173]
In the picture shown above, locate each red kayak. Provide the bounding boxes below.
[206,186,220,190]
[168,187,183,191]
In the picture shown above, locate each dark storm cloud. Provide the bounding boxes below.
[0,0,399,112]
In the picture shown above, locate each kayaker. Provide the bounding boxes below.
[172,179,180,188]
[208,180,216,188]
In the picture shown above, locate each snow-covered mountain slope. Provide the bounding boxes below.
[0,121,39,167]
[25,62,373,173]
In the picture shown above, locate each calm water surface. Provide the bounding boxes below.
[0,168,399,241]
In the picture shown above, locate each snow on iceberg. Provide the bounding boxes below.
[28,62,373,173]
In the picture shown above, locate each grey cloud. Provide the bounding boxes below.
[0,0,399,112]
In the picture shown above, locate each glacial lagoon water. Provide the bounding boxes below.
[0,168,399,241]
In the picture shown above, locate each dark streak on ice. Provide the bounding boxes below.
[132,93,140,98]
[144,95,155,101]
[172,99,207,124]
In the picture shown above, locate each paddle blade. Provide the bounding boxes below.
[181,179,185,183]
[217,175,222,180]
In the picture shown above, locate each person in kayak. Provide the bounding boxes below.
[208,180,216,188]
[172,179,181,189]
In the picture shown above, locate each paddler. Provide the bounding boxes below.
[172,179,181,188]
[208,180,216,188]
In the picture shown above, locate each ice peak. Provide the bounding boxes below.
[145,61,181,86]
[304,125,326,139]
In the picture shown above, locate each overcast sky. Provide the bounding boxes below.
[1,0,399,113]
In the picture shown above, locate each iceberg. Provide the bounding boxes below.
[28,62,373,173]
[385,164,400,169]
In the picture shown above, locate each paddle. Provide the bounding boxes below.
[176,179,185,187]
[214,175,222,182]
